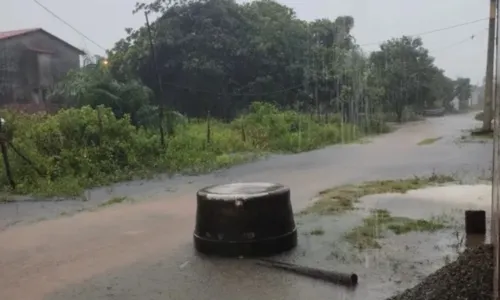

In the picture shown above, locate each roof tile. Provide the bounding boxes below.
[0,28,41,40]
[0,28,84,54]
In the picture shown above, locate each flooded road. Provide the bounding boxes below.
[0,112,493,300]
[0,112,490,228]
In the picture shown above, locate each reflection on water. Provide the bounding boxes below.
[465,233,486,248]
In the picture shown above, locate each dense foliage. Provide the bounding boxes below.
[105,0,472,121]
[0,0,476,196]
[0,102,383,196]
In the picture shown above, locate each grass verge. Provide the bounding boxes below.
[99,196,131,207]
[344,209,448,249]
[300,174,456,215]
[418,137,442,145]
[470,130,493,139]
[309,227,325,236]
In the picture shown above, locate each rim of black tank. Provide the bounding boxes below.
[197,182,289,201]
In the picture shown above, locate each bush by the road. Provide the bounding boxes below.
[0,102,389,197]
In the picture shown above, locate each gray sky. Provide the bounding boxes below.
[2,0,489,83]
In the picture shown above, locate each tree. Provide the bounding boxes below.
[427,68,455,111]
[370,36,445,122]
[49,62,153,125]
[55,0,462,126]
[108,0,366,119]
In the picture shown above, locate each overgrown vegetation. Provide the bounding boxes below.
[344,209,448,249]
[1,102,378,196]
[0,0,476,197]
[301,174,456,215]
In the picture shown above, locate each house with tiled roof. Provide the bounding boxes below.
[0,28,84,112]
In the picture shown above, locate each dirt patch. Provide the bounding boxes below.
[300,174,456,215]
[308,227,325,236]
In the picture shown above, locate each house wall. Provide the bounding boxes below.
[470,86,479,107]
[451,97,459,111]
[0,30,81,107]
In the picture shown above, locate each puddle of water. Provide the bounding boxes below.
[465,234,486,248]
[287,184,491,300]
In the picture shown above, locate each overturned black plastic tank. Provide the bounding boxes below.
[193,182,297,257]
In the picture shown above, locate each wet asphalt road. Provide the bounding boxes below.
[0,112,492,300]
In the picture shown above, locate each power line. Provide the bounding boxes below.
[360,17,488,47]
[31,0,107,52]
[31,0,487,56]
[432,28,488,54]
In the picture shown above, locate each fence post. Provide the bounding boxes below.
[206,110,211,145]
[0,118,15,189]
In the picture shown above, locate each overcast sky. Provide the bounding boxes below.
[1,0,489,83]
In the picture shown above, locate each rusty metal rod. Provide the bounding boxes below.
[256,259,358,287]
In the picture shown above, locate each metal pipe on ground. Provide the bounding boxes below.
[255,259,358,287]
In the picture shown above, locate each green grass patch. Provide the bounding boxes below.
[344,209,448,249]
[309,227,325,236]
[301,174,456,215]
[99,196,131,207]
[417,137,442,145]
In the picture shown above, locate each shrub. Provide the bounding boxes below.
[0,102,382,196]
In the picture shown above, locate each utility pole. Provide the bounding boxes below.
[492,2,500,299]
[482,0,497,132]
[145,12,166,148]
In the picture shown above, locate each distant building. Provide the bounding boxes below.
[451,96,459,111]
[471,85,484,108]
[0,28,84,112]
